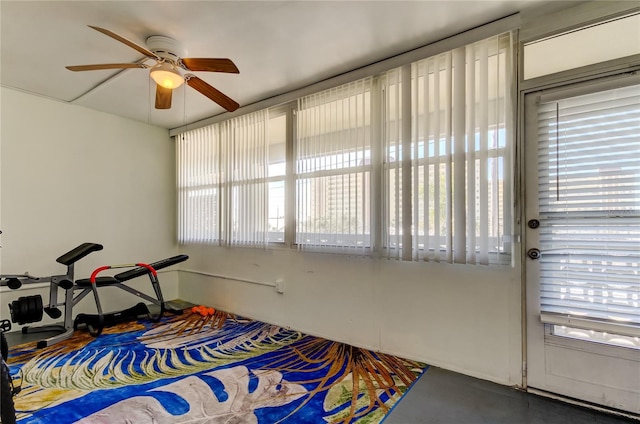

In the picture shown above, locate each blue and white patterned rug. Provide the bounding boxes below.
[8,310,427,423]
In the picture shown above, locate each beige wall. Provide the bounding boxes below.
[0,87,179,324]
[179,245,523,386]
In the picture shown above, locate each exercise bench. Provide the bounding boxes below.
[73,254,188,336]
[0,242,104,348]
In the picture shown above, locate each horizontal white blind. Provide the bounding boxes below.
[296,78,372,252]
[537,83,640,328]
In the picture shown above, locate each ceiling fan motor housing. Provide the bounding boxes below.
[146,35,187,63]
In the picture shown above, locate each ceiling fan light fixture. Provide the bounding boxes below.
[66,26,240,111]
[150,62,184,89]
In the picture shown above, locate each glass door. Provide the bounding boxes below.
[524,75,640,415]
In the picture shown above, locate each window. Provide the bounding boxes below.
[176,33,515,265]
[177,125,220,244]
[268,112,287,243]
[177,110,269,246]
[382,33,514,264]
[295,79,372,252]
[523,13,640,80]
[537,81,640,336]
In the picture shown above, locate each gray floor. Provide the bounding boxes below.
[385,366,637,424]
[4,328,638,424]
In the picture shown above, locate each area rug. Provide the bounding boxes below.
[7,309,427,423]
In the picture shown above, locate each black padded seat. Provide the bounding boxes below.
[75,276,119,287]
[75,255,188,288]
[56,243,103,266]
[114,255,189,282]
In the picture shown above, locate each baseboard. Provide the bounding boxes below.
[527,388,640,422]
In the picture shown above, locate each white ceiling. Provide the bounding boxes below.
[1,0,553,130]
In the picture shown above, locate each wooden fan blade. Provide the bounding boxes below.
[88,25,160,60]
[155,84,173,109]
[186,75,239,112]
[66,63,147,71]
[180,58,239,73]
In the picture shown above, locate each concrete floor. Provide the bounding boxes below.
[385,366,638,424]
[4,326,638,424]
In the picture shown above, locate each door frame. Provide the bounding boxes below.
[517,25,640,380]
[518,71,640,415]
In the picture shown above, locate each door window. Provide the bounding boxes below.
[535,82,640,343]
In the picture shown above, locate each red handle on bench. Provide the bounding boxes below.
[90,263,157,284]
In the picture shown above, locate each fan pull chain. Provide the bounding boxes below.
[148,76,152,125]
[183,81,187,132]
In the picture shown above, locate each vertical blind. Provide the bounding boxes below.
[175,32,516,266]
[381,33,514,264]
[537,82,640,332]
[380,66,410,260]
[177,124,220,243]
[177,110,269,246]
[295,78,372,252]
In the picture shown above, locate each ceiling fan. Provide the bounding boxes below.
[66,25,240,111]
